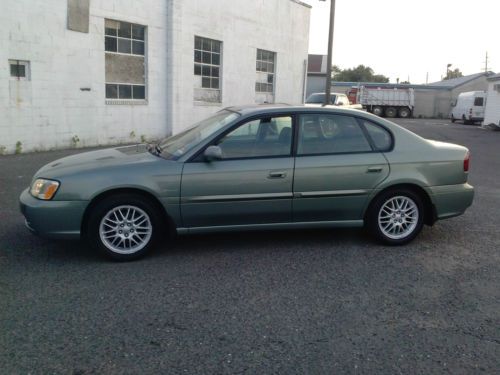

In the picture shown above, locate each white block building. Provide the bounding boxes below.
[0,0,310,154]
[484,74,500,128]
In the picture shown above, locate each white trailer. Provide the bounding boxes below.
[358,87,415,118]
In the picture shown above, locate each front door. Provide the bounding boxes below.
[293,113,390,222]
[181,115,294,228]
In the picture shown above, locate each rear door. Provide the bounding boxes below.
[293,114,390,222]
[181,115,295,228]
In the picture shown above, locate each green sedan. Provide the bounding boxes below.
[19,106,474,260]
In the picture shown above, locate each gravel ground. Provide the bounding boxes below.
[0,119,499,374]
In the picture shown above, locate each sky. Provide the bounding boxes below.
[301,0,499,84]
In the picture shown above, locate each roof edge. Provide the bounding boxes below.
[291,0,312,9]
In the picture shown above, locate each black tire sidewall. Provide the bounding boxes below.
[399,108,410,118]
[367,189,425,245]
[385,107,397,118]
[87,194,162,261]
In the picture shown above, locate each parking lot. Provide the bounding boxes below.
[1,119,499,374]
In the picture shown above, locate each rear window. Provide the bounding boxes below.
[474,97,484,106]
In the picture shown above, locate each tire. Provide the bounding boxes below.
[87,193,163,261]
[385,107,397,118]
[398,107,411,118]
[451,115,456,123]
[462,115,471,125]
[372,106,384,117]
[366,188,425,246]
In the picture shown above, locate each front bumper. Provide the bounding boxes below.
[428,183,474,220]
[19,188,87,239]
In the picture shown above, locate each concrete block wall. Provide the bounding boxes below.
[0,0,310,154]
[0,0,169,154]
[168,0,311,134]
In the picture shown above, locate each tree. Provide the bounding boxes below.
[332,65,389,83]
[444,68,463,80]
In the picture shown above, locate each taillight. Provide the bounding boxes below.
[464,151,470,172]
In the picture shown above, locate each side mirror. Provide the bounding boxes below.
[204,145,223,161]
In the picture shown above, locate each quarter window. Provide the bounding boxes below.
[360,120,393,151]
[216,116,293,159]
[298,114,372,155]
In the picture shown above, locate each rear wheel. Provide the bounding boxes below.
[87,194,163,261]
[372,106,384,117]
[398,107,411,118]
[385,107,397,118]
[451,115,456,123]
[366,189,424,245]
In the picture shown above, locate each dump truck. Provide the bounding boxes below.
[347,86,415,118]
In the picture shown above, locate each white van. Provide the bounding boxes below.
[451,91,487,125]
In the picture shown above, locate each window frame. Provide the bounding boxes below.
[189,113,296,162]
[194,36,222,91]
[187,112,395,162]
[295,113,395,157]
[104,20,146,57]
[9,60,30,81]
[255,49,276,94]
[104,19,147,103]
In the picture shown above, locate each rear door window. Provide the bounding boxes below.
[474,97,484,106]
[297,114,372,155]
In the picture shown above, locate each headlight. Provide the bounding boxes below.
[30,179,60,200]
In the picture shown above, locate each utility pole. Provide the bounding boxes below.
[323,0,336,106]
[484,51,489,72]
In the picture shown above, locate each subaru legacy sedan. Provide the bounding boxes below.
[20,105,474,260]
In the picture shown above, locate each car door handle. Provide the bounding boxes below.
[367,167,383,173]
[268,171,287,179]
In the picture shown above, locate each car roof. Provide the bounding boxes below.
[225,104,364,116]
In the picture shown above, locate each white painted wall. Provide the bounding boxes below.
[167,0,311,134]
[0,0,168,154]
[484,79,500,126]
[0,0,310,154]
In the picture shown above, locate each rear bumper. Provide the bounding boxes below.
[427,183,474,220]
[19,188,87,239]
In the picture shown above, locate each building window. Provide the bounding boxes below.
[9,60,30,80]
[194,36,222,103]
[104,19,147,102]
[105,20,145,56]
[256,49,275,93]
[105,84,145,100]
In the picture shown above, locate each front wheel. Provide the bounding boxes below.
[366,189,425,245]
[87,194,162,260]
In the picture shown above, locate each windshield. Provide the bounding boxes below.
[305,93,336,104]
[158,110,240,160]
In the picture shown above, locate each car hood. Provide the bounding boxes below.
[35,145,160,179]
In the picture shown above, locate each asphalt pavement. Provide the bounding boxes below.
[1,119,499,374]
